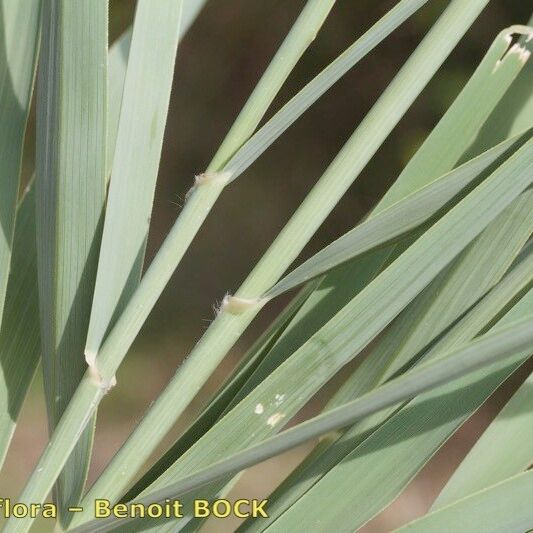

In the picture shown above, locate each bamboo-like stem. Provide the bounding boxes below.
[4,3,335,533]
[71,317,533,533]
[76,0,492,515]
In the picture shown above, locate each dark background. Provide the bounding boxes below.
[5,1,532,531]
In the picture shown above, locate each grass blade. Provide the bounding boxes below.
[0,5,144,480]
[122,281,321,501]
[0,0,40,327]
[252,240,533,530]
[397,472,533,533]
[85,0,184,358]
[431,369,533,509]
[464,25,533,157]
[35,0,107,519]
[179,0,208,39]
[6,2,337,530]
[378,24,532,207]
[0,186,39,467]
[117,135,533,533]
[75,1,494,515]
[225,0,431,178]
[208,0,335,170]
[237,24,533,442]
[106,0,205,178]
[264,284,533,532]
[106,30,130,175]
[244,27,533,526]
[266,131,530,299]
[81,0,429,411]
[71,316,533,532]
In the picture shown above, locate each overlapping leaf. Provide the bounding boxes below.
[35,0,107,519]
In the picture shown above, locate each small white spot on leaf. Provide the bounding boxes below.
[274,394,286,406]
[267,412,285,427]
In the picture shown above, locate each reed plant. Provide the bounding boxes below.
[0,0,532,531]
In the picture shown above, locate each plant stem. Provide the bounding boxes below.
[77,0,492,515]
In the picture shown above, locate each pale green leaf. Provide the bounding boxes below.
[224,0,431,178]
[247,26,533,527]
[75,3,494,518]
[265,286,533,532]
[0,0,40,327]
[431,369,533,509]
[397,471,533,533]
[70,316,533,533]
[208,0,335,171]
[255,239,533,530]
[106,0,205,176]
[85,0,184,357]
[0,186,39,467]
[122,281,321,501]
[7,2,338,529]
[35,0,107,519]
[266,131,530,299]
[120,133,533,533]
[239,22,533,439]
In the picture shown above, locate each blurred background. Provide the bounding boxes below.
[3,0,532,531]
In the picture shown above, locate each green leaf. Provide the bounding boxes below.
[255,239,533,530]
[396,471,533,533]
[208,0,336,171]
[9,2,338,530]
[0,0,40,327]
[123,134,533,533]
[179,0,208,39]
[76,2,494,517]
[35,0,108,520]
[106,0,205,178]
[464,27,533,157]
[0,5,146,479]
[76,0,337,517]
[85,0,184,358]
[245,26,533,527]
[264,286,533,532]
[106,29,130,176]
[239,22,533,438]
[224,0,431,178]
[431,369,533,509]
[122,281,321,501]
[266,131,530,299]
[0,186,39,467]
[69,316,533,533]
[377,24,531,207]
[128,130,530,499]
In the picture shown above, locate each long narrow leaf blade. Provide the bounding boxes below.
[266,131,530,298]
[106,0,204,175]
[431,370,533,509]
[36,0,107,519]
[265,287,533,532]
[85,0,183,357]
[238,23,533,447]
[224,0,431,178]
[7,2,338,530]
[396,471,533,533]
[77,2,494,516]
[256,240,533,531]
[0,8,144,478]
[0,0,40,326]
[124,135,533,532]
[248,27,533,526]
[70,317,533,533]
[122,281,321,501]
[0,187,39,467]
